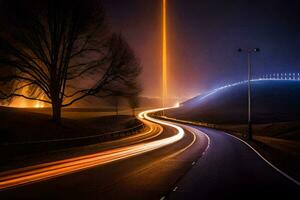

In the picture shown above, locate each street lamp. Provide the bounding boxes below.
[238,48,260,140]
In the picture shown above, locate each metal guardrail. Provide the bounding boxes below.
[157,115,248,139]
[2,123,144,145]
[0,121,145,157]
[155,115,218,129]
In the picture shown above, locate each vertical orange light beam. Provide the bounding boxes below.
[162,0,167,108]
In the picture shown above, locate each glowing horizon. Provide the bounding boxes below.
[6,87,45,108]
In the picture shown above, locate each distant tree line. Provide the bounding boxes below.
[0,0,142,123]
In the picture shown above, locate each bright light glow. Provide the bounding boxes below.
[174,102,180,108]
[7,86,45,108]
[34,100,45,108]
[162,0,167,107]
[0,106,185,190]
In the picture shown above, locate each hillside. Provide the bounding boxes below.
[168,80,300,124]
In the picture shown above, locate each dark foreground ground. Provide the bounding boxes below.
[0,107,139,142]
[0,107,141,168]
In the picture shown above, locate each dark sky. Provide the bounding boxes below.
[103,0,300,99]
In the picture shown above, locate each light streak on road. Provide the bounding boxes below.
[0,107,185,190]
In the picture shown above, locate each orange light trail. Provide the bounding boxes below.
[0,107,185,190]
[162,0,168,107]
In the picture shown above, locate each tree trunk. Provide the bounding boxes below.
[52,101,61,124]
[116,102,119,116]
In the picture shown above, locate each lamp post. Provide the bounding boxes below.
[238,48,260,140]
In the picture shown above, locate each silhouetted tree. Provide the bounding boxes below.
[125,80,142,116]
[0,66,15,105]
[128,95,140,116]
[107,94,121,117]
[96,34,142,117]
[0,0,141,123]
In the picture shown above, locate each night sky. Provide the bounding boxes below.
[103,0,300,99]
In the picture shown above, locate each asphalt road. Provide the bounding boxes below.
[168,125,300,199]
[0,109,209,199]
[0,108,299,199]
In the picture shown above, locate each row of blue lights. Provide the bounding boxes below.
[258,73,300,80]
[190,75,300,104]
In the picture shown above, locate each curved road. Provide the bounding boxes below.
[0,108,208,199]
[168,125,299,199]
[0,107,299,199]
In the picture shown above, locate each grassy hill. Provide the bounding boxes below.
[168,80,300,124]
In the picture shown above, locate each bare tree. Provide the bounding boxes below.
[106,94,122,117]
[95,34,142,117]
[0,66,15,105]
[0,0,141,123]
[104,79,141,118]
[125,80,142,116]
[128,95,140,116]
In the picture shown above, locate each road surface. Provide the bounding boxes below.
[0,108,208,199]
[0,108,299,199]
[167,124,299,199]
